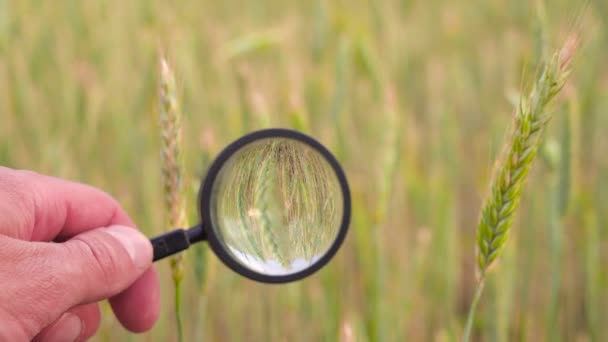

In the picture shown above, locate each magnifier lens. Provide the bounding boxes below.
[209,137,344,276]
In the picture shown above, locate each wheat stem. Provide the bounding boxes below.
[462,277,486,342]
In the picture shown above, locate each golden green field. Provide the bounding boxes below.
[1,0,607,341]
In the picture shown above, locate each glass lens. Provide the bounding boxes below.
[209,137,344,276]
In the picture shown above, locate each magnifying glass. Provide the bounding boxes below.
[149,128,351,283]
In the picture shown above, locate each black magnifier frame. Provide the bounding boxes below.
[150,128,351,284]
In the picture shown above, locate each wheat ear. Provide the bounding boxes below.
[463,35,578,342]
[160,57,187,341]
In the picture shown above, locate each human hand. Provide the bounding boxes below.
[0,167,160,341]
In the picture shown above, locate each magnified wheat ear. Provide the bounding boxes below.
[463,35,578,342]
[160,57,187,341]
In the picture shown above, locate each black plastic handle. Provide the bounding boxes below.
[151,224,206,262]
[151,229,190,261]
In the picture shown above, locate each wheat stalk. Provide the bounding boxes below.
[159,57,187,341]
[463,35,578,342]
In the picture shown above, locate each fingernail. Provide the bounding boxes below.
[105,225,152,271]
[46,313,82,342]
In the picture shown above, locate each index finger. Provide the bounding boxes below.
[6,168,135,241]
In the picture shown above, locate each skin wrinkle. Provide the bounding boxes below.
[53,196,74,242]
[30,173,73,241]
[30,180,56,242]
[0,238,30,340]
[0,238,64,339]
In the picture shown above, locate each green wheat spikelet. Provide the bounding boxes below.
[476,36,578,277]
[463,35,579,342]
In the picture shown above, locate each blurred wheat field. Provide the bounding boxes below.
[1,0,607,341]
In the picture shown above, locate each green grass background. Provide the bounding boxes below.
[1,0,607,341]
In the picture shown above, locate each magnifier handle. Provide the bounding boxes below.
[150,229,191,262]
[150,224,206,262]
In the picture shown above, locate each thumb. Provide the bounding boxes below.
[57,225,153,304]
[1,225,152,339]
